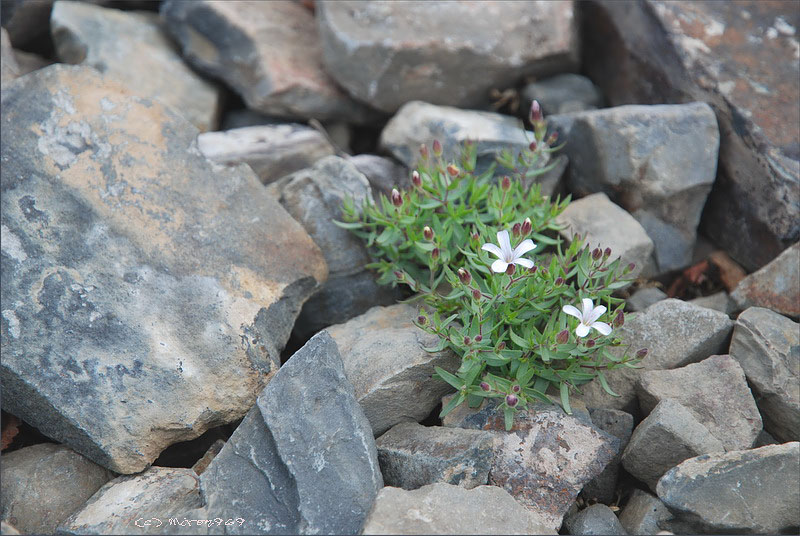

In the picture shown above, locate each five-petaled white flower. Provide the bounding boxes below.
[562,298,612,338]
[481,230,535,273]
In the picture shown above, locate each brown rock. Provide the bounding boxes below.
[731,242,800,317]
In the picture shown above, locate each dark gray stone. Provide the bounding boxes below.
[582,408,634,504]
[627,287,667,312]
[346,154,410,197]
[730,242,800,317]
[0,28,20,86]
[522,73,603,115]
[0,0,53,47]
[689,291,735,314]
[564,504,627,535]
[618,489,673,536]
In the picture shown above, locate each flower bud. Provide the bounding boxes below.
[501,175,511,191]
[417,315,427,325]
[592,248,602,260]
[423,226,434,240]
[554,276,564,286]
[457,268,471,285]
[604,247,612,259]
[394,270,404,280]
[556,329,569,344]
[636,348,649,359]
[474,334,482,342]
[625,262,636,274]
[505,394,519,407]
[472,288,482,300]
[512,384,520,393]
[446,164,459,177]
[540,268,549,276]
[463,336,471,345]
[391,188,403,207]
[529,141,537,151]
[432,139,443,156]
[521,217,532,236]
[547,131,558,145]
[471,232,480,242]
[419,144,429,159]
[480,381,491,392]
[529,99,543,123]
[512,222,521,237]
[506,264,516,276]
[613,310,625,328]
[431,247,440,260]
[411,170,422,188]
[497,341,506,350]
[586,339,596,348]
[528,265,538,274]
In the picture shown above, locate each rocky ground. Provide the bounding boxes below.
[1,1,798,535]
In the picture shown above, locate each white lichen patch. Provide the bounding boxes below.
[774,16,796,36]
[2,309,21,339]
[1,224,28,262]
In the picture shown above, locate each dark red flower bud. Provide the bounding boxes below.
[423,226,434,240]
[556,329,569,344]
[613,310,625,328]
[529,99,543,123]
[480,381,491,392]
[636,348,649,359]
[472,288,482,300]
[474,334,482,342]
[394,271,404,280]
[512,384,521,393]
[391,188,403,207]
[540,268,549,276]
[554,277,564,286]
[419,144,429,159]
[506,264,516,276]
[417,315,427,325]
[586,339,596,348]
[457,268,471,285]
[592,248,602,260]
[497,341,506,350]
[431,247,440,260]
[506,394,519,407]
[447,164,459,177]
[463,336,471,345]
[604,247,612,259]
[411,170,422,188]
[471,232,480,242]
[501,175,511,191]
[432,139,443,156]
[521,217,532,236]
[529,265,538,274]
[512,223,521,237]
[547,131,558,145]
[625,263,636,274]
[529,141,537,151]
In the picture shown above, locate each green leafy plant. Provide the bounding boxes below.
[337,103,645,429]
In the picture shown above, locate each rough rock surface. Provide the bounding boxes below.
[563,504,627,536]
[346,154,410,197]
[376,422,494,490]
[57,467,203,535]
[0,443,113,534]
[582,408,634,504]
[51,1,220,132]
[549,102,719,272]
[317,1,578,114]
[160,0,376,123]
[657,442,800,534]
[197,124,335,185]
[637,355,762,451]
[730,242,800,317]
[361,483,555,535]
[327,303,460,436]
[522,73,603,115]
[689,290,735,314]
[0,65,327,473]
[627,287,667,312]
[730,307,800,442]
[618,489,673,536]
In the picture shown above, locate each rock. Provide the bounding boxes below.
[318,1,578,114]
[444,399,619,531]
[549,103,719,273]
[688,291,735,314]
[376,422,494,490]
[219,109,283,130]
[361,483,555,535]
[657,442,800,534]
[197,124,336,185]
[196,331,382,535]
[730,307,800,442]
[522,73,603,115]
[627,287,667,312]
[346,154,410,197]
[160,0,376,123]
[582,408,634,504]
[1,28,20,86]
[618,489,673,536]
[0,65,327,473]
[564,504,627,535]
[621,399,725,491]
[0,443,113,534]
[579,299,734,414]
[327,303,460,436]
[56,467,202,535]
[50,1,221,132]
[731,242,800,317]
[11,47,53,76]
[267,156,398,338]
[754,429,779,448]
[0,522,20,535]
[708,250,747,292]
[191,439,225,476]
[581,0,799,272]
[556,192,656,279]
[637,355,762,451]
[0,0,53,47]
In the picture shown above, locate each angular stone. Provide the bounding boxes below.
[10,47,52,77]
[196,332,382,535]
[327,303,460,436]
[51,1,220,132]
[621,399,725,491]
[160,0,376,123]
[346,154,410,198]
[376,422,494,490]
[582,408,634,504]
[657,442,800,534]
[627,287,667,312]
[1,28,20,86]
[318,1,578,114]
[637,355,762,451]
[556,192,655,279]
[57,467,203,535]
[0,443,113,534]
[361,483,555,535]
[191,439,225,476]
[580,299,733,414]
[689,291,735,314]
[730,307,800,442]
[581,0,799,272]
[549,103,719,272]
[731,242,800,317]
[522,73,603,116]
[0,65,327,473]
[618,489,673,536]
[564,504,627,535]
[197,124,335,185]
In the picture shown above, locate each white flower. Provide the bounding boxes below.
[562,298,612,338]
[481,230,535,273]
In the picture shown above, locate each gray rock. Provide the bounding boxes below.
[731,242,800,317]
[346,154,410,197]
[556,192,656,279]
[582,408,634,504]
[327,304,460,436]
[618,489,673,536]
[1,28,20,86]
[549,103,719,272]
[0,522,20,535]
[564,504,627,535]
[627,287,668,312]
[0,65,327,473]
[0,0,53,47]
[621,399,725,491]
[657,442,800,534]
[754,429,779,448]
[730,307,800,442]
[56,467,202,535]
[0,443,113,534]
[198,124,335,185]
[196,331,382,535]
[689,291,735,314]
[50,1,220,132]
[12,47,54,76]
[160,0,377,123]
[361,483,556,535]
[219,109,283,130]
[522,73,603,116]
[579,299,734,414]
[376,422,494,490]
[637,355,762,451]
[318,1,578,114]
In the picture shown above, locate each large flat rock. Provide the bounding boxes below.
[0,65,327,473]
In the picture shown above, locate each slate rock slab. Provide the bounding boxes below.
[51,0,221,132]
[731,242,800,317]
[637,355,762,451]
[618,489,673,536]
[564,504,627,536]
[0,65,327,473]
[730,306,800,442]
[657,442,800,534]
[0,443,114,535]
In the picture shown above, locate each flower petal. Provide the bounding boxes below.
[588,305,607,324]
[491,259,509,273]
[591,321,612,336]
[514,258,534,269]
[497,230,513,259]
[581,298,594,317]
[562,304,582,320]
[512,238,536,258]
[575,323,591,338]
[481,243,504,259]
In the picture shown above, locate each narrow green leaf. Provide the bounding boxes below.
[559,382,572,415]
[434,366,463,390]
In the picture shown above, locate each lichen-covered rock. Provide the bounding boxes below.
[731,242,800,317]
[0,65,327,473]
